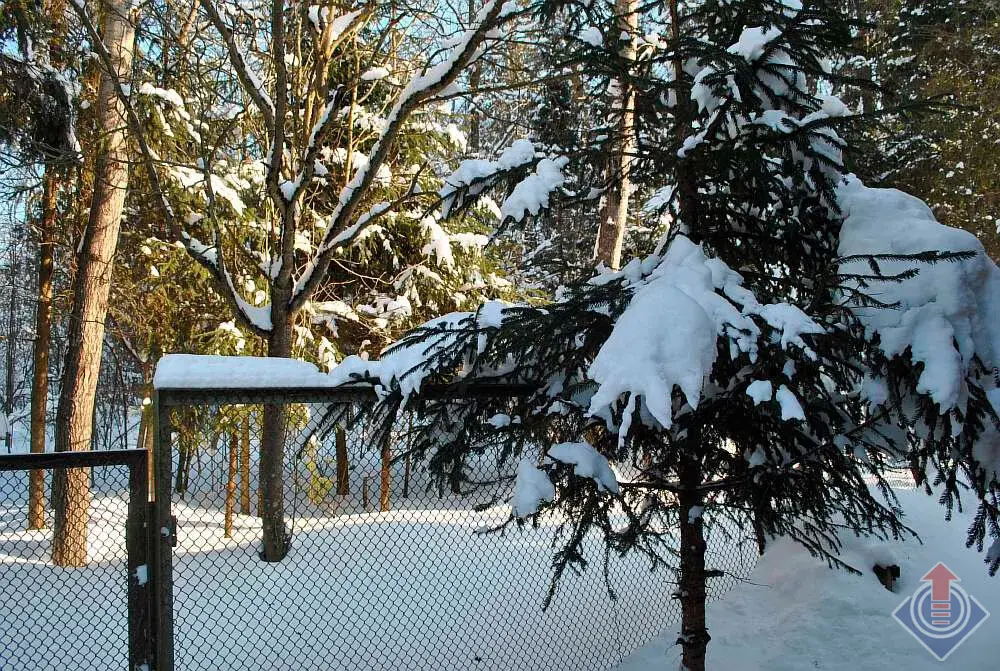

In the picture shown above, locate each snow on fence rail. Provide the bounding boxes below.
[152,380,760,671]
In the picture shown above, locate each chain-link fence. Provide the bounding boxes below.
[0,449,151,671]
[156,388,759,671]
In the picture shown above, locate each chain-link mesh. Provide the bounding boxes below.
[0,461,133,671]
[162,391,759,671]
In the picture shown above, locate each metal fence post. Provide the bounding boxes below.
[152,391,175,671]
[126,450,152,670]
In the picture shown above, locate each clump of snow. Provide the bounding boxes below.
[756,303,824,355]
[512,457,555,518]
[548,442,620,494]
[488,413,512,428]
[138,83,189,118]
[727,26,782,61]
[775,385,805,422]
[421,218,455,268]
[361,66,390,81]
[588,237,762,433]
[578,27,603,47]
[439,139,536,217]
[746,380,774,405]
[327,312,470,396]
[499,158,568,223]
[838,176,1000,415]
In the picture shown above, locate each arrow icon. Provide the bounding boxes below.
[923,562,959,602]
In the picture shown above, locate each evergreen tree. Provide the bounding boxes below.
[332,2,1000,669]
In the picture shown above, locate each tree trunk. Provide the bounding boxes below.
[668,0,699,239]
[4,238,20,453]
[240,415,251,514]
[260,309,290,561]
[51,0,135,567]
[402,453,411,499]
[678,458,709,671]
[752,491,770,556]
[379,430,391,512]
[27,168,58,530]
[225,430,237,538]
[335,426,349,495]
[466,0,482,155]
[593,0,638,270]
[449,457,463,495]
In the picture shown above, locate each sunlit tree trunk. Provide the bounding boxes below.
[52,0,135,567]
[240,415,251,514]
[335,426,349,496]
[225,429,237,538]
[594,0,638,269]
[379,430,391,512]
[259,303,290,561]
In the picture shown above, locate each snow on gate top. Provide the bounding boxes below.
[153,354,354,389]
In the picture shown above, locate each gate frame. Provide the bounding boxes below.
[0,448,153,670]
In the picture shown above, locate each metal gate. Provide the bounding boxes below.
[0,448,156,670]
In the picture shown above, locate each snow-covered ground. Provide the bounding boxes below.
[9,462,991,671]
[620,488,998,670]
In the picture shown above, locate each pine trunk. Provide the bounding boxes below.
[593,0,638,269]
[402,453,411,499]
[51,0,135,568]
[4,243,19,453]
[466,0,482,155]
[27,168,57,530]
[379,430,391,512]
[135,361,154,496]
[240,415,250,514]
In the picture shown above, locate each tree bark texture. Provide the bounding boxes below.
[51,0,135,567]
[240,415,251,514]
[379,430,391,512]
[678,459,710,671]
[5,239,20,453]
[225,430,237,538]
[335,426,349,496]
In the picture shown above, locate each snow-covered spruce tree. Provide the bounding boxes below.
[328,1,1000,668]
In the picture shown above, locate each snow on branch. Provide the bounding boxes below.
[438,139,537,217]
[199,0,276,128]
[838,176,1000,416]
[588,237,824,440]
